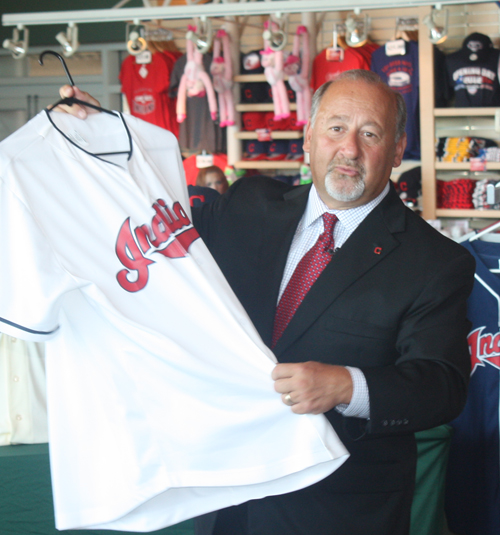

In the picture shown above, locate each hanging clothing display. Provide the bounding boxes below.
[445,32,500,107]
[311,42,379,91]
[0,110,348,532]
[119,50,181,136]
[370,39,420,160]
[445,238,500,535]
[170,53,226,154]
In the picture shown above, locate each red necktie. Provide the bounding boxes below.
[271,213,338,349]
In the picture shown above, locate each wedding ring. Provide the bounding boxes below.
[284,393,293,406]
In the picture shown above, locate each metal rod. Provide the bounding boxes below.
[2,0,490,27]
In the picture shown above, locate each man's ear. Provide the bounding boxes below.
[392,133,407,169]
[303,120,313,153]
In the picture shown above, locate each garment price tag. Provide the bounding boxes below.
[135,50,152,64]
[385,39,406,56]
[196,153,214,168]
[470,157,487,172]
[326,47,344,61]
[256,129,272,142]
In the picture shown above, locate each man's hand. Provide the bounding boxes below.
[55,85,101,119]
[272,362,353,414]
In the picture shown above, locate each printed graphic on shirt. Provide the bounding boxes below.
[452,66,497,95]
[116,200,199,292]
[379,59,414,94]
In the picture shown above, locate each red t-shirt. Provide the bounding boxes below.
[120,51,180,136]
[311,44,378,91]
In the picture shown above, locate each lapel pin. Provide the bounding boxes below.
[374,247,382,255]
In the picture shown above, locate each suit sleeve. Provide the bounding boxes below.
[360,250,475,436]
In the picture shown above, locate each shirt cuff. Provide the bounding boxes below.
[335,366,370,419]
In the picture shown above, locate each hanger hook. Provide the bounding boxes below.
[39,50,75,86]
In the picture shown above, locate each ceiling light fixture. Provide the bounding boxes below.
[55,22,79,57]
[2,25,29,60]
[423,6,448,45]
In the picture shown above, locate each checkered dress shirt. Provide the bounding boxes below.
[277,182,390,419]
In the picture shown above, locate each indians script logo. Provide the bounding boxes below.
[468,327,500,375]
[115,199,199,292]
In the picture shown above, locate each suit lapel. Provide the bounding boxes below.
[273,186,407,357]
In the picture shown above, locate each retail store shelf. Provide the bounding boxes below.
[236,131,304,140]
[434,107,500,116]
[435,161,500,170]
[236,103,298,112]
[436,209,500,218]
[234,160,303,170]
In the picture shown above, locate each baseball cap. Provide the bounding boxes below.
[242,112,267,131]
[241,50,264,74]
[243,140,270,161]
[397,166,421,209]
[240,83,272,104]
[264,112,291,131]
[267,140,289,161]
[286,139,305,161]
[462,32,493,62]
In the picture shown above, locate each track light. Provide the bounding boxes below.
[186,17,213,54]
[345,13,368,48]
[126,23,147,55]
[2,26,29,60]
[423,8,448,45]
[56,23,79,57]
[262,16,287,52]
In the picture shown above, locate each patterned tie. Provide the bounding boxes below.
[271,213,338,349]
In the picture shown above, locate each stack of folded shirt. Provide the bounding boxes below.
[437,178,476,208]
[436,136,499,161]
[472,178,500,209]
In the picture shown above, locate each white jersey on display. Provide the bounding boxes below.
[0,111,348,532]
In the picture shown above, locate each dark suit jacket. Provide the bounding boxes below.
[192,176,475,535]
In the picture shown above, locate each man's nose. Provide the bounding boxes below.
[339,131,360,159]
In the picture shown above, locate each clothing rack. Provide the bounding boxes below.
[1,0,489,28]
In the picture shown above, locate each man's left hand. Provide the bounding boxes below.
[272,362,353,414]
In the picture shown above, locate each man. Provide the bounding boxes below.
[59,70,474,535]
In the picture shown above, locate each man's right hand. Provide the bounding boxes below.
[56,85,101,119]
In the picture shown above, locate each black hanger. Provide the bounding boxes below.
[39,50,119,117]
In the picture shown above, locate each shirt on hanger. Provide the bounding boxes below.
[445,239,500,535]
[445,32,500,107]
[120,51,180,136]
[311,45,374,91]
[169,53,226,154]
[370,40,420,160]
[0,110,348,532]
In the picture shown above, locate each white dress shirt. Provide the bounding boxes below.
[278,182,391,419]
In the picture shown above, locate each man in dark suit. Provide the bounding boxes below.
[57,70,474,535]
[191,70,475,535]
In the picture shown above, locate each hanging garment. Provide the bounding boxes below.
[370,40,420,160]
[119,50,181,136]
[311,42,379,91]
[170,53,226,153]
[445,32,500,107]
[445,239,500,535]
[0,110,348,532]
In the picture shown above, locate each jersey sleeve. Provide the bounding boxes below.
[0,180,77,341]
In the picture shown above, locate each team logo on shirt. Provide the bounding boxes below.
[115,199,199,292]
[468,326,500,375]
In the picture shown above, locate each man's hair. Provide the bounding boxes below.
[309,70,407,142]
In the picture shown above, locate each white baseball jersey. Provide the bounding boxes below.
[0,111,348,532]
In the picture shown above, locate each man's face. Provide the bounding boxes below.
[303,80,407,210]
